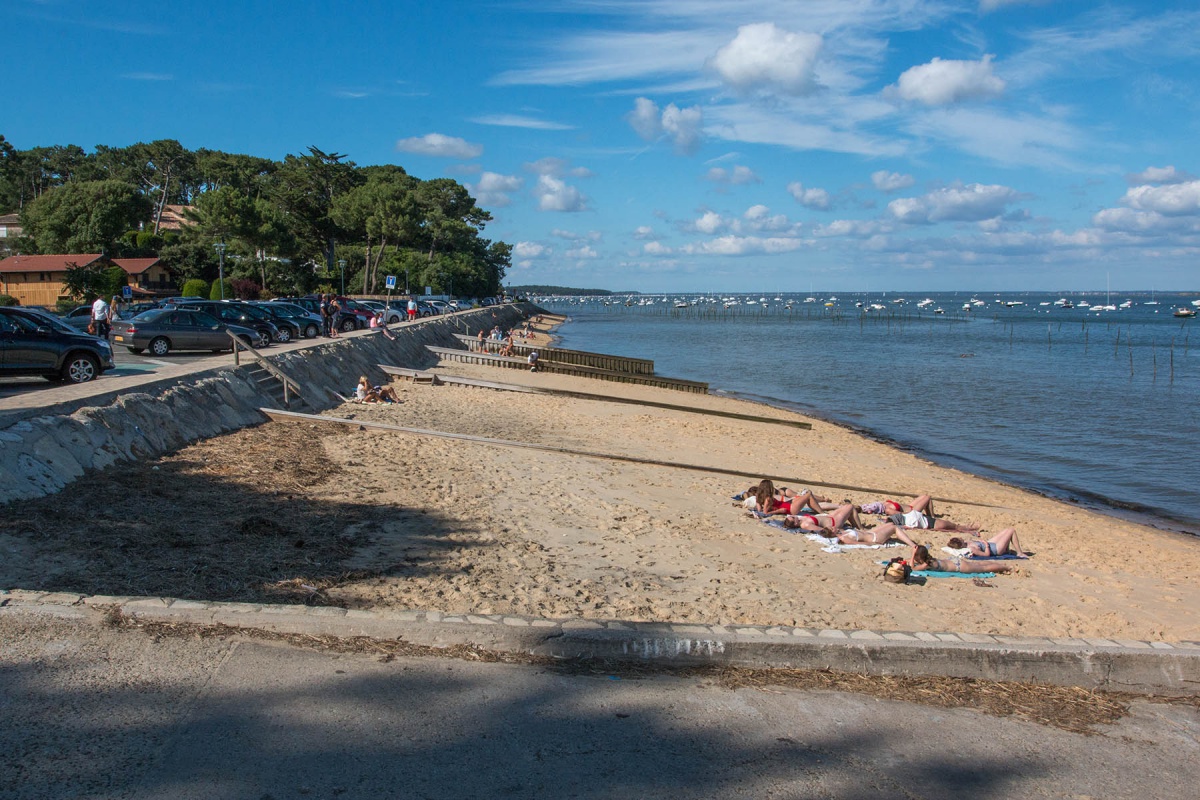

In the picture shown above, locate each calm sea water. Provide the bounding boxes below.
[534,291,1200,535]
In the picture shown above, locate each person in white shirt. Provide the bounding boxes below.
[91,297,111,338]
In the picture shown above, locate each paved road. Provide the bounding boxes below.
[3,608,1198,800]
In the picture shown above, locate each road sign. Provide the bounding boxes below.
[122,285,133,299]
[385,275,396,289]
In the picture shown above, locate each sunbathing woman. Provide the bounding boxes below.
[869,494,979,533]
[825,521,921,547]
[947,528,1029,558]
[779,503,869,536]
[749,480,835,515]
[910,544,1014,575]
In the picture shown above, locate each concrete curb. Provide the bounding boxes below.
[4,589,1198,696]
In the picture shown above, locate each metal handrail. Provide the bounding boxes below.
[227,331,303,407]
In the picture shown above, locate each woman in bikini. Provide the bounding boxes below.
[947,528,1029,558]
[827,521,921,547]
[863,493,979,533]
[911,545,1015,575]
[750,481,835,516]
[779,503,869,536]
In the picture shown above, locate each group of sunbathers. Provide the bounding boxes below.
[739,479,1029,574]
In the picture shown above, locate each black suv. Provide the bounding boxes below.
[0,306,115,383]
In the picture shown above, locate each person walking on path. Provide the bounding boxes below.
[90,296,111,339]
[407,295,418,321]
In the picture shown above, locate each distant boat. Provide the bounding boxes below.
[674,301,689,308]
[1174,307,1197,318]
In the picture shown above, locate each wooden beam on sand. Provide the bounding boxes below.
[379,366,811,430]
[261,408,997,509]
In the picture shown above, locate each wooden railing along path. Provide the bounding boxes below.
[424,345,709,394]
[452,333,654,374]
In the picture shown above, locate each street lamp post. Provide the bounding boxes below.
[214,242,226,300]
[338,259,346,296]
[404,270,409,295]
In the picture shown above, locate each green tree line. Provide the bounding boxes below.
[0,135,510,299]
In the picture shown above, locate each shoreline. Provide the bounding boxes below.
[547,312,1198,539]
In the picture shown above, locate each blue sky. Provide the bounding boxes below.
[6,0,1200,292]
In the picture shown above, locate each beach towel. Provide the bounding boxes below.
[758,517,902,552]
[878,561,996,579]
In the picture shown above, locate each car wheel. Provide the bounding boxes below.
[275,327,292,343]
[304,323,320,339]
[61,354,99,383]
[340,318,356,332]
[149,337,171,356]
[127,347,144,354]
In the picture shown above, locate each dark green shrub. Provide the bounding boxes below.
[181,278,208,298]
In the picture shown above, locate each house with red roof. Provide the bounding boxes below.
[0,253,175,307]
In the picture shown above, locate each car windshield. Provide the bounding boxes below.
[21,310,78,333]
[228,303,268,320]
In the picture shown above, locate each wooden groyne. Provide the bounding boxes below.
[425,345,708,394]
[451,333,654,374]
[380,366,809,430]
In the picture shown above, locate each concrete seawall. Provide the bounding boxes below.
[0,303,536,504]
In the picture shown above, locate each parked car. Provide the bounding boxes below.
[416,301,438,317]
[166,300,282,344]
[447,300,470,311]
[61,304,96,331]
[251,301,322,339]
[358,300,404,324]
[426,299,451,315]
[0,306,115,383]
[111,307,266,355]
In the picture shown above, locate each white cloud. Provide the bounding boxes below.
[871,170,915,193]
[681,236,807,256]
[1121,180,1200,216]
[628,97,662,140]
[709,22,823,96]
[633,225,657,240]
[893,55,1005,106]
[395,133,483,159]
[470,113,573,130]
[1127,166,1195,185]
[513,241,547,258]
[566,245,599,259]
[742,205,794,233]
[812,219,885,238]
[644,241,673,255]
[628,98,704,154]
[786,182,832,210]
[535,174,587,212]
[1092,207,1200,235]
[551,229,602,241]
[706,165,760,185]
[888,183,1022,224]
[693,211,727,234]
[661,103,704,154]
[122,72,173,81]
[470,172,523,207]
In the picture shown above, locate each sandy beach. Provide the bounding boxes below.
[3,315,1199,643]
